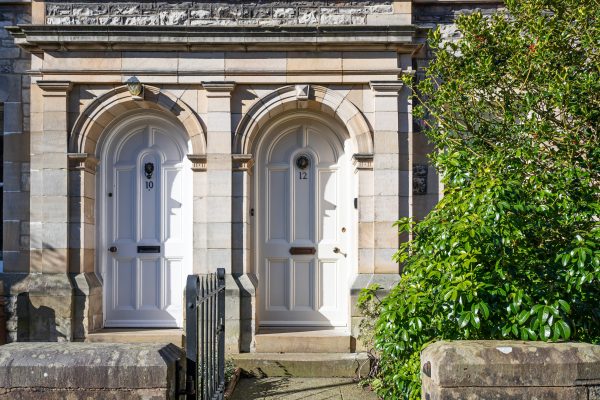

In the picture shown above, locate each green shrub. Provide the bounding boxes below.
[368,0,600,398]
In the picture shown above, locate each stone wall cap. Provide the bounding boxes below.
[422,340,600,388]
[0,342,184,389]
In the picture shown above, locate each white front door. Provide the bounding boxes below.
[103,119,192,327]
[258,120,349,327]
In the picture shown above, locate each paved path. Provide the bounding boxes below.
[230,377,379,400]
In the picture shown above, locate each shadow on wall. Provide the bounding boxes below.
[17,293,65,342]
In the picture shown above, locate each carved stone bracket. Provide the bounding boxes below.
[232,154,254,174]
[353,153,374,170]
[187,154,207,172]
[68,153,99,174]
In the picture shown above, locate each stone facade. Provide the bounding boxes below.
[45,1,396,26]
[0,1,502,352]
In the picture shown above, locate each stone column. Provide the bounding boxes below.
[203,81,243,353]
[67,153,102,340]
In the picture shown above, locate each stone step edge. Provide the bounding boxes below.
[231,352,371,378]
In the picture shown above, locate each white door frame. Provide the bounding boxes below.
[97,112,193,328]
[254,112,355,329]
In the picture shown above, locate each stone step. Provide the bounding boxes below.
[232,352,370,378]
[254,328,351,353]
[86,328,184,347]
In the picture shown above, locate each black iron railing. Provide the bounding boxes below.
[185,268,225,400]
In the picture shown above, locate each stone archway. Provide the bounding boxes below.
[234,85,373,156]
[67,85,206,336]
[70,85,206,156]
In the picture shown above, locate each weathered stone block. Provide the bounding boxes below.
[0,342,185,399]
[422,341,600,400]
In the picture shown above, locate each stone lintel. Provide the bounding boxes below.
[187,154,207,171]
[36,80,72,94]
[202,81,236,94]
[369,80,404,93]
[67,153,99,173]
[353,153,374,170]
[232,154,254,173]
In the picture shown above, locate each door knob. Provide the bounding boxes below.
[108,246,118,253]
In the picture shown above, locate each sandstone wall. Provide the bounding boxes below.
[0,2,32,344]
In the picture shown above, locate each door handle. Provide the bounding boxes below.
[333,247,347,257]
[289,247,316,255]
[108,246,118,253]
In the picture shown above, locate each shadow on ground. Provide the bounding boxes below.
[230,377,379,400]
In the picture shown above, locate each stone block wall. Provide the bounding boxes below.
[0,3,31,273]
[45,1,397,26]
[0,2,32,344]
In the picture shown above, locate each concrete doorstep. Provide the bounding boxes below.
[232,352,370,378]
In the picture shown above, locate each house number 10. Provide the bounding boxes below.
[144,162,155,191]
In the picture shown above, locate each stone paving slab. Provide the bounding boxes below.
[230,377,379,400]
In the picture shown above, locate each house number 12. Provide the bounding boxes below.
[298,172,307,180]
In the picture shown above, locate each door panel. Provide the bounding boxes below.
[259,121,349,327]
[104,122,191,327]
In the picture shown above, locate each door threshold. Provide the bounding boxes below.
[86,328,184,347]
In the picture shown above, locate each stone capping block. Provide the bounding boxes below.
[369,80,404,93]
[0,342,185,393]
[422,340,600,388]
[36,80,73,94]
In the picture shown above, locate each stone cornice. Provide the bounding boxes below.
[369,80,404,92]
[6,25,417,53]
[67,153,99,173]
[353,153,374,170]
[232,154,254,174]
[187,154,207,172]
[202,81,236,93]
[37,80,73,93]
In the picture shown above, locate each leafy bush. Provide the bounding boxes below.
[369,0,600,398]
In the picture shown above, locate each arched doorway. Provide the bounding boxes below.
[255,113,354,328]
[97,113,193,327]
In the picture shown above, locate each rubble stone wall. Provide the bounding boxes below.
[45,1,394,26]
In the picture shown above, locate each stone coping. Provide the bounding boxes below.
[421,340,600,388]
[6,24,417,52]
[0,342,184,389]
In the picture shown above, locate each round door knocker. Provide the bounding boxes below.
[295,155,310,170]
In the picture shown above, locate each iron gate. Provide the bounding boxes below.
[185,268,226,400]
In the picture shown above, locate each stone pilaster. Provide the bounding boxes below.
[67,153,102,340]
[203,81,243,352]
[369,80,405,274]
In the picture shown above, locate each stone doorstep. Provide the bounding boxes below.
[85,328,185,347]
[254,328,351,353]
[232,352,370,378]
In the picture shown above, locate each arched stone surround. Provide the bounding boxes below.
[70,85,206,156]
[231,85,373,351]
[234,85,373,156]
[67,85,206,338]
